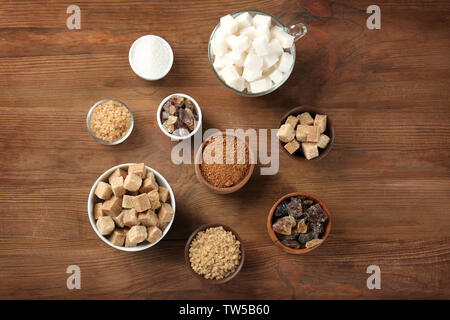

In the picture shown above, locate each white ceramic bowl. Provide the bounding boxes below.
[129,35,174,81]
[87,163,176,252]
[157,93,202,141]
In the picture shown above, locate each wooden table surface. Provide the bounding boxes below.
[0,0,449,300]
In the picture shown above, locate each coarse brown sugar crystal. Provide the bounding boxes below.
[200,135,250,188]
[188,226,241,280]
[89,100,131,142]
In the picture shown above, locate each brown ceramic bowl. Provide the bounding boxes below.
[185,223,245,284]
[279,106,335,161]
[267,192,331,254]
[194,131,255,194]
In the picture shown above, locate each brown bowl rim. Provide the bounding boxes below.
[184,223,245,284]
[194,131,255,194]
[279,105,335,161]
[267,192,332,254]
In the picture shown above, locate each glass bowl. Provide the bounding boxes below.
[86,98,134,145]
[208,9,307,97]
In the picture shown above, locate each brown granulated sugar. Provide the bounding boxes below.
[200,135,250,188]
[90,100,131,142]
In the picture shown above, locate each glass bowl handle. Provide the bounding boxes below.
[289,22,307,41]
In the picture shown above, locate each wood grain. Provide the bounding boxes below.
[0,0,449,299]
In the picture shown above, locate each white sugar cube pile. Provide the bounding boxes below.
[211,13,295,94]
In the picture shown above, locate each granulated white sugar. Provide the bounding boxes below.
[131,36,172,79]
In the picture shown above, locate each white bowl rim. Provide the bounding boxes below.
[87,163,176,252]
[156,93,202,141]
[128,35,174,81]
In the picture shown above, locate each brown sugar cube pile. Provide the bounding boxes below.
[92,163,173,247]
[278,111,330,159]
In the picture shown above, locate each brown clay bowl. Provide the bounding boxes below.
[267,192,331,254]
[279,105,335,161]
[185,223,245,285]
[194,131,255,194]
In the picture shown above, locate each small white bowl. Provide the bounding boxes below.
[87,163,176,252]
[129,35,174,81]
[157,93,202,141]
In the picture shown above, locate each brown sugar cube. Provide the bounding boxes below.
[133,193,151,212]
[123,209,139,227]
[128,163,146,179]
[159,187,170,203]
[147,190,161,210]
[285,115,298,128]
[94,203,104,220]
[302,142,319,160]
[306,125,320,143]
[94,181,112,200]
[277,124,295,143]
[297,112,314,125]
[139,175,159,193]
[112,210,126,228]
[317,134,330,149]
[147,226,163,243]
[284,139,300,154]
[314,114,327,133]
[122,195,135,209]
[296,125,309,142]
[138,210,159,227]
[96,216,115,236]
[101,195,122,217]
[126,225,147,246]
[158,203,174,230]
[124,173,142,192]
[109,229,126,246]
[108,168,127,184]
[110,176,126,197]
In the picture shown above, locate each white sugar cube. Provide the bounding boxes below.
[243,67,262,82]
[267,38,283,57]
[268,69,284,84]
[278,52,294,73]
[255,25,271,42]
[226,35,250,52]
[215,26,228,40]
[249,77,272,93]
[271,26,284,37]
[240,26,256,40]
[211,37,229,57]
[229,76,245,91]
[244,52,263,70]
[252,36,269,56]
[220,65,240,86]
[236,12,253,29]
[263,54,279,69]
[230,50,246,67]
[220,15,238,35]
[253,14,271,28]
[213,56,227,70]
[222,51,233,66]
[273,28,295,48]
